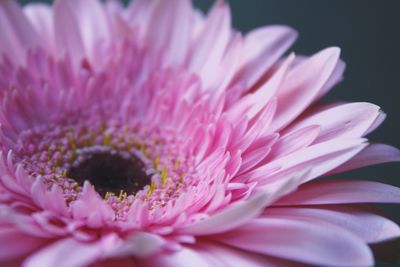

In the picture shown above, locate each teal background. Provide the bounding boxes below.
[15,1,400,266]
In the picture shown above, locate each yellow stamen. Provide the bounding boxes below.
[161,166,168,186]
[147,181,157,197]
[153,156,160,169]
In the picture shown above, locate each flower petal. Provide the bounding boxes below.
[0,226,46,261]
[271,47,341,131]
[275,180,400,205]
[329,143,400,174]
[238,25,298,88]
[23,237,101,267]
[142,248,212,267]
[0,0,40,64]
[247,138,367,184]
[180,170,305,235]
[197,242,308,267]
[146,0,192,66]
[216,217,374,266]
[264,207,400,243]
[287,102,383,143]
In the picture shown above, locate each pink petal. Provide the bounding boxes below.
[179,192,270,236]
[316,58,346,99]
[287,102,382,143]
[269,125,320,159]
[189,1,231,89]
[271,47,341,131]
[31,178,69,216]
[216,218,374,266]
[146,0,192,66]
[180,170,304,235]
[247,138,367,184]
[70,181,115,228]
[23,3,54,51]
[227,54,294,120]
[264,207,400,243]
[197,242,308,267]
[0,0,40,64]
[116,232,167,258]
[142,247,212,267]
[23,237,102,267]
[275,180,400,205]
[53,0,85,66]
[238,25,298,88]
[54,0,110,66]
[0,226,46,261]
[329,143,400,174]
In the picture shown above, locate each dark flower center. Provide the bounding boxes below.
[68,152,151,197]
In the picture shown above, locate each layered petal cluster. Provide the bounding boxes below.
[0,0,399,266]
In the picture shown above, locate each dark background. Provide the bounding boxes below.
[17,0,400,266]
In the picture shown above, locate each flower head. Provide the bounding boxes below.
[0,0,399,266]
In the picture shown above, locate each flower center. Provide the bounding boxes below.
[15,114,197,219]
[68,149,151,197]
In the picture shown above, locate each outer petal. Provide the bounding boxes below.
[216,218,374,267]
[53,0,110,66]
[189,1,231,89]
[23,237,102,267]
[0,0,40,64]
[274,180,400,205]
[142,248,213,267]
[264,207,400,243]
[196,242,308,267]
[329,143,400,174]
[237,25,298,88]
[0,226,47,261]
[146,0,192,66]
[180,169,305,235]
[287,102,383,143]
[24,3,54,51]
[246,138,367,184]
[271,47,341,131]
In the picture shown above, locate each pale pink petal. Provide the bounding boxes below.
[30,178,69,216]
[269,125,320,159]
[146,0,192,66]
[180,170,304,235]
[142,247,213,267]
[53,0,85,66]
[275,180,400,205]
[287,102,382,143]
[247,138,367,184]
[264,207,400,243]
[271,47,341,131]
[227,54,294,120]
[189,1,231,89]
[179,192,270,236]
[0,0,40,64]
[216,218,374,266]
[197,242,308,267]
[238,25,298,88]
[70,181,115,228]
[54,0,110,66]
[115,232,167,258]
[316,58,346,99]
[0,227,46,261]
[23,3,54,51]
[23,237,102,267]
[329,143,400,174]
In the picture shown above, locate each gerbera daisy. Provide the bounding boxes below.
[0,0,399,266]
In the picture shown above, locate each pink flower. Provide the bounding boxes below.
[0,0,399,266]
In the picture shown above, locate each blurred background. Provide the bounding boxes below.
[17,0,400,266]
